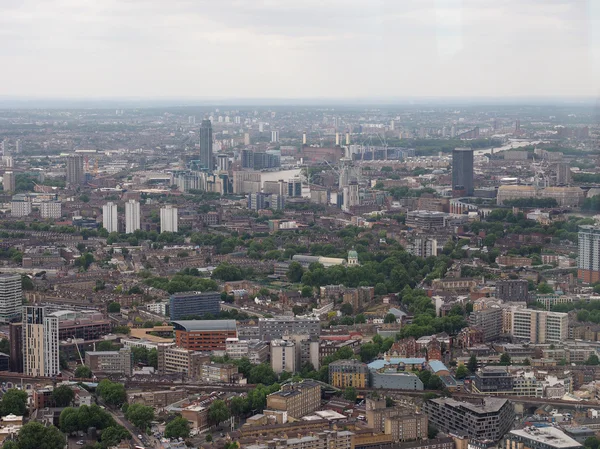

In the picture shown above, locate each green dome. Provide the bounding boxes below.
[348,249,358,258]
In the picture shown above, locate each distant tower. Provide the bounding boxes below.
[452,148,474,196]
[302,132,307,145]
[217,154,229,172]
[3,171,15,192]
[515,119,521,133]
[244,133,251,145]
[348,248,359,266]
[345,132,350,145]
[23,306,59,377]
[160,205,178,233]
[125,199,140,234]
[390,120,395,131]
[66,154,84,185]
[259,122,264,132]
[15,140,21,154]
[271,130,279,143]
[199,119,213,170]
[335,133,340,146]
[102,202,118,233]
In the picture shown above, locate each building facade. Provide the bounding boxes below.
[102,202,118,233]
[199,119,213,170]
[510,308,568,343]
[0,274,22,323]
[259,316,320,341]
[329,359,369,388]
[579,226,600,283]
[452,148,474,195]
[160,205,178,233]
[169,291,220,320]
[23,306,59,377]
[125,199,140,234]
[85,349,133,376]
[173,320,237,351]
[266,381,321,418]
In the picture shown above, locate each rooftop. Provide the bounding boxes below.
[430,397,509,414]
[509,427,582,448]
[171,320,237,332]
[368,358,426,370]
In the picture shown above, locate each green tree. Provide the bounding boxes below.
[586,354,600,366]
[249,364,277,385]
[211,263,243,282]
[148,348,158,369]
[229,396,247,417]
[107,302,121,313]
[125,403,154,430]
[97,379,127,406]
[584,437,600,449]
[15,422,66,449]
[455,364,469,380]
[301,285,313,298]
[500,353,512,366]
[385,397,394,407]
[96,341,118,351]
[467,354,478,373]
[428,424,439,439]
[537,282,554,294]
[343,387,357,402]
[75,365,92,378]
[384,313,397,324]
[340,303,353,316]
[164,416,190,439]
[1,388,28,416]
[101,425,131,447]
[286,262,305,283]
[0,338,9,355]
[208,400,230,425]
[355,314,366,324]
[52,385,74,407]
[205,434,213,442]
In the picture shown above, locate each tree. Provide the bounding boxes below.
[148,348,158,369]
[537,282,554,294]
[455,364,469,380]
[229,396,247,417]
[343,387,357,402]
[164,416,190,439]
[125,403,154,430]
[211,263,243,282]
[75,365,92,378]
[360,343,380,363]
[0,338,9,355]
[385,397,394,407]
[1,388,28,416]
[467,354,478,373]
[428,424,439,439]
[249,364,277,385]
[287,262,305,283]
[208,400,230,426]
[52,385,74,407]
[500,353,512,366]
[523,358,531,366]
[97,379,127,406]
[16,422,66,449]
[107,302,121,313]
[355,314,366,324]
[585,437,600,449]
[384,313,397,324]
[586,354,600,366]
[205,434,213,442]
[101,425,130,448]
[301,285,313,298]
[340,303,353,316]
[96,341,118,351]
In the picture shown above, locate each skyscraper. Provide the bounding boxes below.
[217,154,229,172]
[66,154,84,185]
[271,130,280,143]
[452,148,474,196]
[125,199,140,234]
[3,171,15,192]
[23,306,59,377]
[199,119,213,170]
[102,202,118,233]
[160,205,178,233]
[0,274,22,324]
[578,225,600,283]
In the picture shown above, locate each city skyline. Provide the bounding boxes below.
[1,1,599,99]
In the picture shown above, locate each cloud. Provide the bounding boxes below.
[0,0,597,98]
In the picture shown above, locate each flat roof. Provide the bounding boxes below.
[510,427,582,448]
[430,397,509,414]
[172,320,237,332]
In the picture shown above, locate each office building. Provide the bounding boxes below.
[40,201,62,219]
[160,205,178,233]
[329,359,369,388]
[0,274,22,323]
[469,307,503,341]
[502,427,582,449]
[271,130,280,143]
[556,162,572,185]
[410,238,438,258]
[200,363,239,383]
[23,306,59,377]
[241,150,280,170]
[579,225,600,283]
[405,210,448,230]
[496,279,529,302]
[510,308,568,343]
[125,199,140,234]
[247,192,284,211]
[288,179,302,197]
[3,171,15,192]
[259,316,320,341]
[49,310,111,341]
[270,339,296,374]
[226,338,269,364]
[11,200,31,217]
[156,344,210,377]
[173,320,237,351]
[66,154,84,185]
[473,367,514,393]
[169,291,221,320]
[85,349,133,376]
[423,397,514,442]
[9,322,23,372]
[452,148,474,195]
[266,381,321,418]
[102,202,118,233]
[233,171,261,194]
[216,154,229,172]
[199,119,213,170]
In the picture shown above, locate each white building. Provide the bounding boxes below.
[3,171,15,192]
[40,201,62,219]
[102,202,118,233]
[226,338,249,360]
[342,182,359,212]
[270,339,296,374]
[271,130,280,143]
[0,274,22,323]
[509,307,568,344]
[23,306,59,377]
[125,200,140,234]
[160,205,178,233]
[11,200,31,217]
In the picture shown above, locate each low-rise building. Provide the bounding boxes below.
[501,426,582,449]
[85,348,132,376]
[329,359,369,389]
[266,381,321,419]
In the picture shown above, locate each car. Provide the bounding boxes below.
[138,434,143,439]
[76,441,85,446]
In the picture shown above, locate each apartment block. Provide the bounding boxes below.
[85,349,133,376]
[329,359,369,388]
[266,381,321,418]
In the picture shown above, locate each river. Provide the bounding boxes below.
[474,139,546,156]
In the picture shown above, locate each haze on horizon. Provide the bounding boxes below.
[1,0,600,100]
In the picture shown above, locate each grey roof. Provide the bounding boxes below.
[430,397,508,414]
[171,320,237,332]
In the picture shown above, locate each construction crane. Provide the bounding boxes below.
[73,336,84,366]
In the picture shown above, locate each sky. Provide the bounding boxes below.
[1,0,599,100]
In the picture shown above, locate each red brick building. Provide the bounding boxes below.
[173,320,237,351]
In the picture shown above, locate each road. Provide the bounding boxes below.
[103,403,150,448]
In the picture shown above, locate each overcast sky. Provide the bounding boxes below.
[1,0,599,99]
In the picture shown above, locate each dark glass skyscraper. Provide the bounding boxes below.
[199,119,213,170]
[452,148,474,195]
